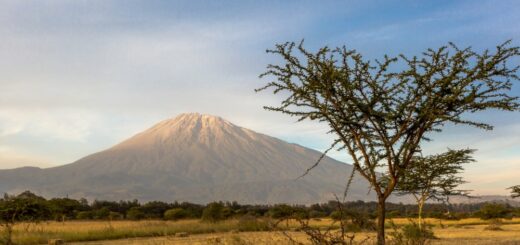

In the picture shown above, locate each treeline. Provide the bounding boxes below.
[1,191,519,223]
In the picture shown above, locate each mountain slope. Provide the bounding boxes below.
[0,113,373,204]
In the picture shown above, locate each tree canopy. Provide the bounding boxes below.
[257,40,519,244]
[394,148,475,227]
[510,185,520,198]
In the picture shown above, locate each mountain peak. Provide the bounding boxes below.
[167,113,229,126]
[112,113,241,150]
[0,113,367,204]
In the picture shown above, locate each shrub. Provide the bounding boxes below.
[478,203,512,220]
[126,207,145,220]
[389,220,435,245]
[164,208,188,221]
[76,211,93,220]
[236,214,270,231]
[267,204,294,219]
[108,211,123,220]
[202,202,228,223]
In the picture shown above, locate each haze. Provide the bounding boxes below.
[0,0,519,195]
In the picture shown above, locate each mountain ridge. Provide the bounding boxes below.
[0,113,372,204]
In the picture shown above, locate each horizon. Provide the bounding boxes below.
[1,0,519,196]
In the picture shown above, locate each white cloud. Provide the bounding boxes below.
[0,109,97,142]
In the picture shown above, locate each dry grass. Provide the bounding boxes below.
[6,218,520,244]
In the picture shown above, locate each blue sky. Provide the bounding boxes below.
[0,0,519,195]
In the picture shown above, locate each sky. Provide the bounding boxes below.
[0,0,519,195]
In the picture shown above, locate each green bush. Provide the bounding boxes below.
[126,207,145,220]
[164,208,188,221]
[108,211,123,220]
[478,203,512,220]
[76,211,93,220]
[267,204,294,219]
[201,202,229,223]
[389,220,435,245]
[236,214,270,231]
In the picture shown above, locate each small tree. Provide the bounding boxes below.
[164,208,188,221]
[395,149,474,228]
[0,192,50,245]
[509,185,520,198]
[201,202,230,223]
[257,40,519,244]
[478,203,512,220]
[126,207,145,220]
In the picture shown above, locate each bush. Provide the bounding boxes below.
[309,210,326,218]
[108,211,123,220]
[164,208,188,221]
[94,207,110,219]
[267,204,294,219]
[76,211,93,220]
[202,202,229,223]
[478,203,512,220]
[236,214,270,231]
[389,220,435,245]
[126,207,145,220]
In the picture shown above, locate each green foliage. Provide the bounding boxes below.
[48,198,87,221]
[509,185,520,198]
[477,203,512,220]
[0,191,51,245]
[76,211,93,220]
[330,209,375,231]
[140,201,172,219]
[108,211,123,220]
[258,40,520,244]
[389,220,435,245]
[236,214,270,232]
[267,204,295,219]
[202,202,230,223]
[126,207,145,220]
[396,149,474,201]
[164,208,188,221]
[0,191,51,223]
[94,207,110,219]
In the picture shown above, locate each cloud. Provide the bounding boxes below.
[0,109,97,142]
[0,0,518,195]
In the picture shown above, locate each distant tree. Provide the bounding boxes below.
[0,192,50,245]
[509,185,520,198]
[126,207,145,220]
[76,211,93,220]
[257,40,519,244]
[140,201,172,219]
[164,208,188,221]
[48,198,86,222]
[267,204,294,219]
[478,203,512,220]
[201,202,231,223]
[395,149,474,228]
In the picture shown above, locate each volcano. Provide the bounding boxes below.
[0,113,373,204]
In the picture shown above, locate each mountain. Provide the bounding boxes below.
[0,113,375,204]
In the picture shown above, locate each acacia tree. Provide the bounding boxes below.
[0,192,50,245]
[395,149,474,228]
[257,40,519,244]
[509,185,520,198]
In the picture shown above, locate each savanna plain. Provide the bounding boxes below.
[10,218,520,245]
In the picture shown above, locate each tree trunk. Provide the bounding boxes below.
[418,198,425,230]
[376,197,387,245]
[5,223,14,245]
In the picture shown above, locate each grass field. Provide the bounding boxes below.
[7,218,520,244]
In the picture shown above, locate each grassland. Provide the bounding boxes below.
[7,218,520,244]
